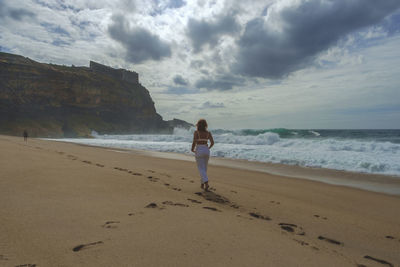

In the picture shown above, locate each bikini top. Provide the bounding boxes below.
[196,131,209,142]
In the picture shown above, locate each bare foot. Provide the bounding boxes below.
[201,183,204,189]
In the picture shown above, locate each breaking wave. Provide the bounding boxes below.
[57,127,400,176]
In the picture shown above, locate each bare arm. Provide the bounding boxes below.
[191,131,197,152]
[209,132,214,149]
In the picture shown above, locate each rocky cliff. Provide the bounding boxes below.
[0,52,191,137]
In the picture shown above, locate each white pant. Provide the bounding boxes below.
[195,145,210,183]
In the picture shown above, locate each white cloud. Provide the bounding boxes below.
[1,0,399,129]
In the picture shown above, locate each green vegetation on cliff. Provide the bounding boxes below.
[0,52,191,137]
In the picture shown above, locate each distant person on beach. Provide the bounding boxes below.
[23,130,28,142]
[191,119,214,191]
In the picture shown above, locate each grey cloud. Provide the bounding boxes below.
[173,74,189,86]
[200,101,225,109]
[150,0,186,16]
[233,0,400,79]
[0,4,35,21]
[167,0,186,9]
[195,74,245,91]
[119,0,136,12]
[200,69,209,75]
[108,14,171,63]
[186,13,240,53]
[164,86,197,95]
[190,60,203,69]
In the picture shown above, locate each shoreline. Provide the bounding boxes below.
[52,139,400,196]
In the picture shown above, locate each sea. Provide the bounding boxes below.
[55,128,400,177]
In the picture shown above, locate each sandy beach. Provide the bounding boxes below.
[1,135,399,267]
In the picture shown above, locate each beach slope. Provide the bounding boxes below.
[0,135,399,266]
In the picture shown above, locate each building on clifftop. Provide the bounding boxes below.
[89,61,139,84]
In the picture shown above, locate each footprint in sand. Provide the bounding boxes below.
[15,264,36,267]
[0,254,8,261]
[102,221,120,229]
[249,212,271,221]
[128,211,144,216]
[72,241,103,252]
[203,206,221,212]
[147,176,159,182]
[132,172,142,176]
[162,201,189,207]
[230,190,238,194]
[364,255,394,267]
[114,167,129,172]
[148,170,155,173]
[82,160,92,164]
[293,238,309,246]
[187,198,202,204]
[317,235,343,246]
[270,200,280,205]
[195,191,240,209]
[172,187,182,191]
[67,155,78,160]
[385,235,400,243]
[95,163,104,167]
[313,214,327,220]
[279,223,305,235]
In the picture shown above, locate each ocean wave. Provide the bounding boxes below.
[53,127,400,176]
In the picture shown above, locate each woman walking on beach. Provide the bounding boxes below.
[191,119,214,191]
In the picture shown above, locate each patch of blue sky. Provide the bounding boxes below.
[315,59,338,70]
[51,39,70,47]
[33,0,82,12]
[0,45,11,53]
[167,0,186,9]
[344,11,400,53]
[382,10,400,35]
[150,0,186,16]
[71,20,90,29]
[59,3,82,13]
[40,22,70,37]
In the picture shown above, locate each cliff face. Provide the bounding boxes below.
[0,52,187,137]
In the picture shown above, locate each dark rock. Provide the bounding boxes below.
[0,52,191,137]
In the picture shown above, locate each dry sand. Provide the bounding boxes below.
[0,135,399,267]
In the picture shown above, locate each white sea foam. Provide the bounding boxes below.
[54,128,400,177]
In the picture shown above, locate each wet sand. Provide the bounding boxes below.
[0,135,399,266]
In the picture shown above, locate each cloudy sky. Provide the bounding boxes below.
[1,0,400,129]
